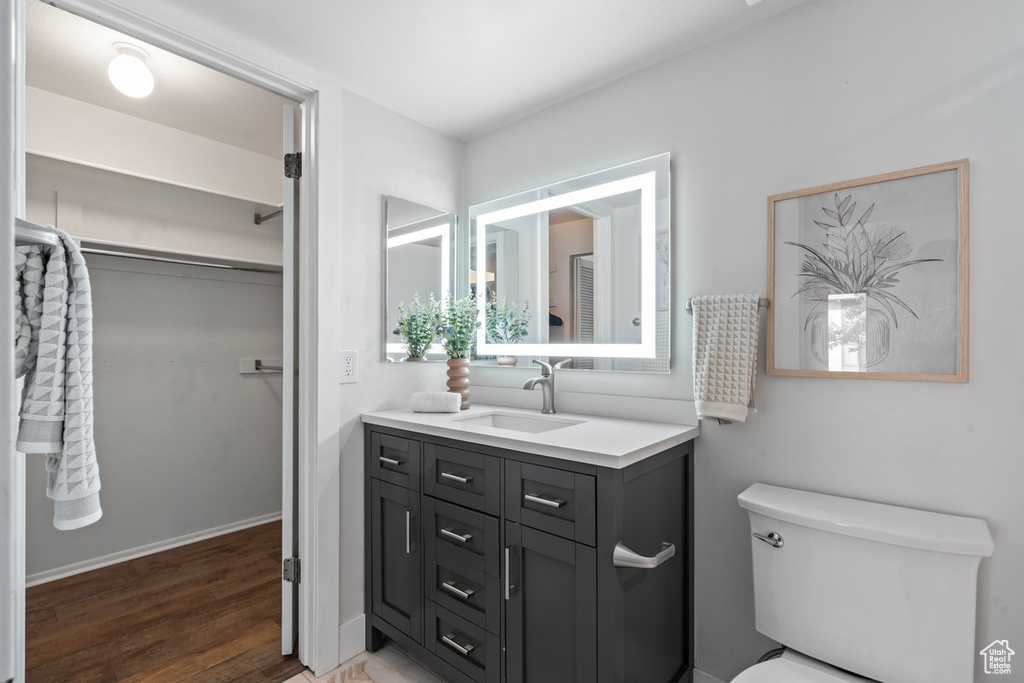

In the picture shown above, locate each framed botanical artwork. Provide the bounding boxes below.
[767,159,969,381]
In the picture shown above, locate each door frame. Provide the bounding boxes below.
[23,0,338,674]
[3,2,27,680]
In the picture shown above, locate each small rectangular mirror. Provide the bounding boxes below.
[383,196,455,362]
[466,154,671,372]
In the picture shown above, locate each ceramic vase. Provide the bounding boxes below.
[496,356,519,367]
[405,355,425,362]
[446,358,471,409]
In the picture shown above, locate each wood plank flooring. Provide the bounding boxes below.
[26,521,306,682]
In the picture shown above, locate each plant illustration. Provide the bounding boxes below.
[786,192,941,365]
[441,294,482,360]
[396,293,443,359]
[486,298,532,345]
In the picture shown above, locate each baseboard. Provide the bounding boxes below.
[694,669,728,683]
[26,511,282,587]
[338,613,366,665]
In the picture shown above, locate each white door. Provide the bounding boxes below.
[281,104,299,656]
[2,2,25,680]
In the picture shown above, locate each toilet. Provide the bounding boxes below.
[734,483,994,683]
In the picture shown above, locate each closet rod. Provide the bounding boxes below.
[79,247,283,273]
[15,218,60,248]
[15,222,283,273]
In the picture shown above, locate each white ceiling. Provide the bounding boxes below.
[100,0,810,141]
[26,1,293,158]
[28,0,808,146]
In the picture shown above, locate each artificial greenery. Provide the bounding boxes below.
[441,294,481,359]
[486,298,532,344]
[396,293,443,359]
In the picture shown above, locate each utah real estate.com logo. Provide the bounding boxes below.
[979,640,1014,675]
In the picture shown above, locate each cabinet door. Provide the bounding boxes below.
[370,479,422,643]
[505,522,596,683]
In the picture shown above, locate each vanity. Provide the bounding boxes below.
[362,406,698,683]
[372,153,688,680]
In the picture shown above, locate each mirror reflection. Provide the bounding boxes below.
[383,196,454,361]
[467,154,671,372]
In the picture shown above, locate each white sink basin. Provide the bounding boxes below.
[454,411,583,434]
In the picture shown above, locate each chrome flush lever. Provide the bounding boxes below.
[753,531,784,548]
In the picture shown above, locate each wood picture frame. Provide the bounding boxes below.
[767,160,969,381]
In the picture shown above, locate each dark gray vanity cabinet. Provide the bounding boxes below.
[365,423,694,683]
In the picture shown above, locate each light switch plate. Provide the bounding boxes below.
[340,350,358,384]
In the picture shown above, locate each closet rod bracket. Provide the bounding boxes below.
[254,208,283,225]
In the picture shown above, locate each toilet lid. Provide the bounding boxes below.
[732,650,875,683]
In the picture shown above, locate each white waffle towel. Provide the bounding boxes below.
[691,294,761,423]
[15,229,102,529]
[411,391,462,413]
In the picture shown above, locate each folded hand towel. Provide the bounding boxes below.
[691,294,761,423]
[15,230,103,530]
[411,391,462,413]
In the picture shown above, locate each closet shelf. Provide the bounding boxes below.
[27,151,282,211]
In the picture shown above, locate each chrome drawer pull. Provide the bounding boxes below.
[753,531,784,549]
[442,633,474,656]
[440,527,473,543]
[524,492,566,509]
[379,456,403,467]
[405,510,412,554]
[441,580,475,600]
[441,471,473,484]
[504,547,514,600]
[612,541,675,569]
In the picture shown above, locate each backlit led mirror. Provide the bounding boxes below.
[467,154,671,372]
[383,196,455,361]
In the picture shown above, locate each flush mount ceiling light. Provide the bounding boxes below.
[108,43,154,98]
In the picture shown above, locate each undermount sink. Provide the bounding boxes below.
[454,411,583,434]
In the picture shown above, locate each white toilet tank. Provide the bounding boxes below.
[738,484,994,683]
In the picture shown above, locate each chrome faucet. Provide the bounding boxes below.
[523,359,570,414]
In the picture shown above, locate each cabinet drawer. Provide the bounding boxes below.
[424,444,500,516]
[425,601,500,683]
[505,461,596,546]
[370,432,421,490]
[424,497,500,577]
[425,550,500,635]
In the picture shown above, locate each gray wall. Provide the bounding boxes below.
[334,90,464,633]
[465,1,1024,679]
[25,255,283,577]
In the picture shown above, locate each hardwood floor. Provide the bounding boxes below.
[26,521,306,682]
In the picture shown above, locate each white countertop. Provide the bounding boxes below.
[361,404,699,469]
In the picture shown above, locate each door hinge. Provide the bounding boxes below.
[283,556,301,583]
[284,152,302,179]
